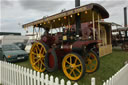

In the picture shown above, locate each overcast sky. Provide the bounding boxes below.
[0,0,128,35]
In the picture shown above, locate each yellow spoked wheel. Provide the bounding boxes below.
[62,53,85,81]
[30,42,48,72]
[85,50,100,73]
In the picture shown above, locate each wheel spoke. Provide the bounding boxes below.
[40,59,45,66]
[74,59,77,64]
[66,66,70,69]
[66,61,71,65]
[75,67,81,73]
[32,52,37,55]
[88,65,92,70]
[40,46,43,54]
[35,48,38,54]
[69,68,74,75]
[73,71,76,77]
[33,58,40,65]
[91,63,96,66]
[34,56,39,60]
[70,56,72,64]
[39,61,43,70]
[36,44,40,50]
[75,64,82,67]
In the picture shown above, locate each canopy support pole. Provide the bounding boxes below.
[92,11,95,40]
[50,24,53,35]
[98,13,100,40]
[33,26,35,40]
[39,27,41,40]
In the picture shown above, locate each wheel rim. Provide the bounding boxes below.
[62,53,83,80]
[85,52,98,73]
[30,42,47,72]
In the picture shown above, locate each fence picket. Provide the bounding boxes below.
[41,73,44,85]
[13,64,16,85]
[91,77,95,85]
[10,64,12,85]
[30,69,33,85]
[5,62,7,85]
[33,71,36,85]
[7,63,9,85]
[19,66,22,85]
[103,82,106,85]
[67,81,71,85]
[27,68,30,85]
[55,77,59,85]
[24,67,27,85]
[37,72,40,85]
[49,75,54,85]
[60,79,64,85]
[45,74,49,85]
[74,83,78,85]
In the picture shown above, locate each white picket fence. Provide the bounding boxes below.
[0,61,127,85]
[0,61,78,85]
[103,64,128,85]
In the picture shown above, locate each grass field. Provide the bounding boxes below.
[15,48,128,85]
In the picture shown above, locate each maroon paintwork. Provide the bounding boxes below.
[41,22,101,68]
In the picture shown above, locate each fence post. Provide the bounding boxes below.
[91,77,96,85]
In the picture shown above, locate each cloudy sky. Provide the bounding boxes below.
[0,0,128,35]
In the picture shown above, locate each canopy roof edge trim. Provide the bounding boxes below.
[22,3,109,28]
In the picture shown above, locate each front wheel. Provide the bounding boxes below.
[29,42,48,72]
[62,53,85,81]
[85,50,100,73]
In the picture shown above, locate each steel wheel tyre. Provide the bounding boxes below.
[62,53,85,81]
[85,50,100,73]
[30,42,48,72]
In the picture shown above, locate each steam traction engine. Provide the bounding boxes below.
[23,3,109,80]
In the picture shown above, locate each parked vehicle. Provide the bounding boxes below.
[14,42,26,50]
[0,44,28,62]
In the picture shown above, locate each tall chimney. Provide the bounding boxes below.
[124,7,127,37]
[75,0,81,36]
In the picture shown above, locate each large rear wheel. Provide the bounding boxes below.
[62,53,85,80]
[85,50,100,73]
[29,42,48,72]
